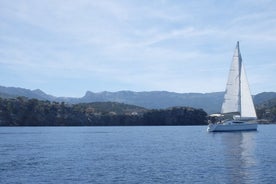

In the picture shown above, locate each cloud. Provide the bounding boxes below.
[0,0,276,96]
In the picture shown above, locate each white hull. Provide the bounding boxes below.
[207,121,257,132]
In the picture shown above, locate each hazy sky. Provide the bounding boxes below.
[1,0,275,97]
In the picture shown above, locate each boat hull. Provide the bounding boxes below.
[207,121,257,132]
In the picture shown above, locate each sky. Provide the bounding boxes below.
[0,0,276,97]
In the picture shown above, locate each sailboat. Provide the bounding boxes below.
[207,42,258,132]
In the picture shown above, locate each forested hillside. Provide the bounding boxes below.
[256,98,276,123]
[0,97,207,126]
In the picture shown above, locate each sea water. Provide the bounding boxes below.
[0,125,276,184]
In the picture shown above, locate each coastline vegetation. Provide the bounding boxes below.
[256,98,276,123]
[0,97,207,126]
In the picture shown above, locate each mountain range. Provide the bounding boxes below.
[1,85,276,114]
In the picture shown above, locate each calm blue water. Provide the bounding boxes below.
[0,125,276,184]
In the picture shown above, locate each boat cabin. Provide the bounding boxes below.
[208,114,223,124]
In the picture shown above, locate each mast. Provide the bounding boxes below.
[237,41,242,114]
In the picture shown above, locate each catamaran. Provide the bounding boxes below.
[207,42,258,132]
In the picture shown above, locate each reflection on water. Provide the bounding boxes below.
[220,132,257,184]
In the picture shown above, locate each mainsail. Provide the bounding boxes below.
[221,42,257,119]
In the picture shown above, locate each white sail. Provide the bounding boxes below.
[221,42,257,119]
[221,42,241,114]
[240,63,257,119]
